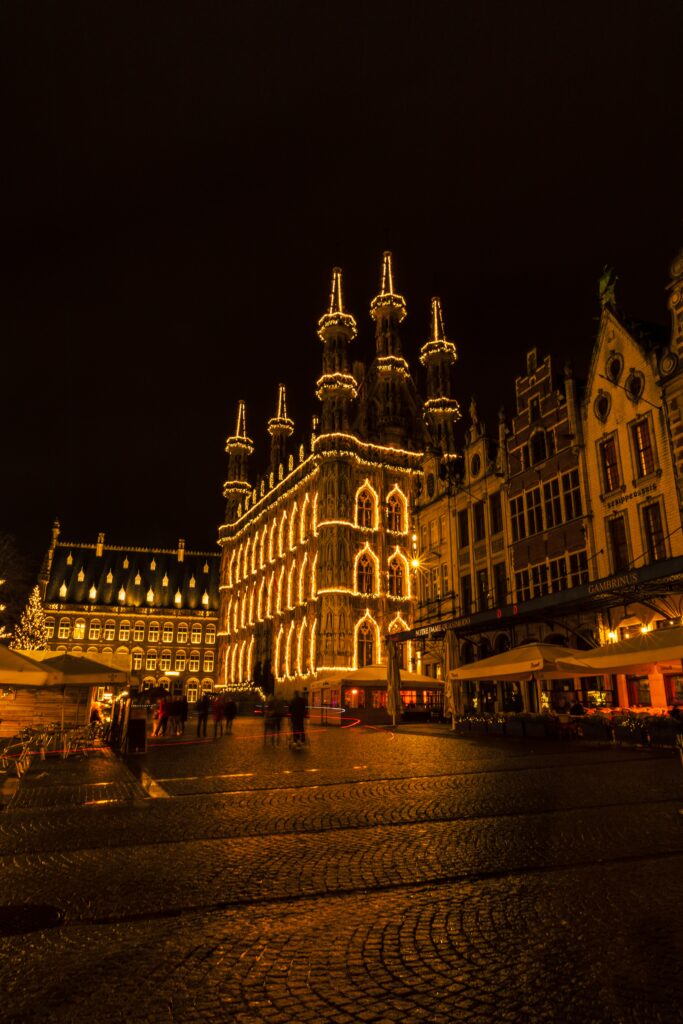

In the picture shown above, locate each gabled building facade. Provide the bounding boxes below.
[41,524,219,701]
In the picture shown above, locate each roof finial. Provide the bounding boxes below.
[380,251,394,296]
[430,296,446,342]
[276,383,288,420]
[420,296,457,366]
[328,267,344,314]
[235,400,247,438]
[317,266,357,341]
[370,251,406,322]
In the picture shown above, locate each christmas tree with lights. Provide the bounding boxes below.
[10,585,49,650]
[0,578,9,642]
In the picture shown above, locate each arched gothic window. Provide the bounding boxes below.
[387,492,404,532]
[388,557,405,597]
[357,553,374,594]
[356,489,374,529]
[357,620,374,668]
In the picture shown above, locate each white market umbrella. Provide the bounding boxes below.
[448,641,585,682]
[555,625,683,674]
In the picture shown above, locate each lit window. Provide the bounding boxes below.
[132,651,143,671]
[175,651,186,671]
[356,553,374,594]
[357,620,374,668]
[561,469,582,520]
[73,619,86,640]
[145,651,157,670]
[148,622,160,643]
[45,618,55,639]
[159,651,171,671]
[133,622,145,642]
[543,479,562,528]
[190,623,202,644]
[631,419,655,478]
[175,590,182,605]
[118,587,126,603]
[356,490,374,529]
[387,493,404,532]
[89,585,97,601]
[146,587,154,604]
[162,623,173,643]
[203,651,215,672]
[510,496,526,541]
[188,651,200,672]
[205,624,216,645]
[177,623,188,644]
[103,620,115,641]
[599,437,621,493]
[388,558,405,597]
[202,591,209,606]
[88,620,102,640]
[58,618,71,639]
[643,502,666,562]
[119,621,130,641]
[59,582,67,598]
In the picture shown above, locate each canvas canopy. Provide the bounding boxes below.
[555,625,683,674]
[12,651,130,687]
[0,646,63,687]
[448,641,586,682]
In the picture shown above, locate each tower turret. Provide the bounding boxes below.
[316,267,358,434]
[267,383,294,477]
[420,297,461,455]
[223,400,254,522]
[369,251,407,359]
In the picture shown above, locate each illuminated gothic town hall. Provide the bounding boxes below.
[42,246,683,713]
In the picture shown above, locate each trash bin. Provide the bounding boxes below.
[126,707,148,754]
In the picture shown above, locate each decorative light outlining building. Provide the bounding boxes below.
[217,254,461,698]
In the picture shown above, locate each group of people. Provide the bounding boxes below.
[263,689,308,748]
[151,693,189,737]
[196,693,238,738]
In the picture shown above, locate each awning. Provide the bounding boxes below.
[11,651,130,687]
[449,641,586,682]
[556,625,683,674]
[0,646,63,686]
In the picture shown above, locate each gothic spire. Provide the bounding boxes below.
[370,250,406,323]
[317,267,357,340]
[268,384,295,476]
[420,297,457,365]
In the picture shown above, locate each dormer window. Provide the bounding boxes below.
[123,557,129,569]
[106,571,113,584]
[146,587,154,604]
[89,585,97,600]
[77,568,85,582]
[162,574,169,587]
[202,591,209,606]
[175,590,182,605]
[118,587,126,602]
[150,558,156,571]
[189,575,196,588]
[59,582,67,598]
[203,562,209,574]
[66,552,73,566]
[134,572,141,586]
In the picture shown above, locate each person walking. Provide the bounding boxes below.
[211,695,226,739]
[196,693,210,738]
[225,698,237,734]
[289,690,307,748]
[178,695,188,736]
[153,694,170,738]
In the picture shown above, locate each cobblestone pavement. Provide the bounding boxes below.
[0,719,682,1023]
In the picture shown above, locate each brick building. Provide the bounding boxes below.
[41,524,220,702]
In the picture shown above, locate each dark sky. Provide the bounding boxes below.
[2,0,682,562]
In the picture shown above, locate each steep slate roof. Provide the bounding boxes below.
[45,542,220,611]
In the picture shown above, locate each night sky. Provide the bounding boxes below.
[2,0,682,564]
